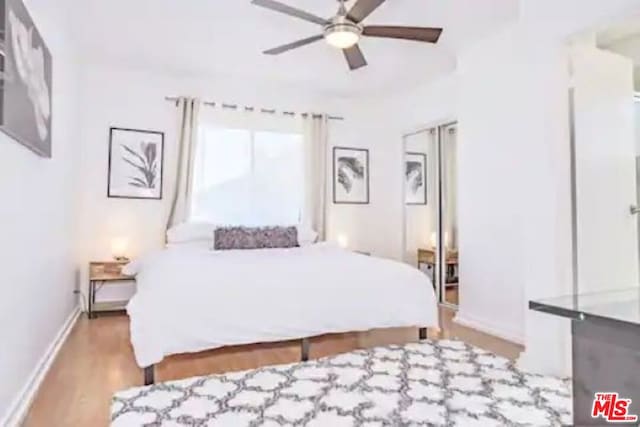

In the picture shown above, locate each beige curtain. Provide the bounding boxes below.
[166,97,201,231]
[302,114,329,240]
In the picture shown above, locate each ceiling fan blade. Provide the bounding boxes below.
[363,26,443,43]
[343,44,367,71]
[252,0,329,26]
[347,0,386,23]
[264,35,324,55]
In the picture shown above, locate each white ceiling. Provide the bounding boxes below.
[598,15,640,46]
[598,16,640,89]
[68,0,518,97]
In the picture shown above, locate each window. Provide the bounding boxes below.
[191,125,304,226]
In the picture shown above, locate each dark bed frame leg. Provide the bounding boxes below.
[419,327,428,341]
[144,365,155,386]
[301,337,310,362]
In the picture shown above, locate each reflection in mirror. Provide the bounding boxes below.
[404,128,438,297]
[403,122,459,307]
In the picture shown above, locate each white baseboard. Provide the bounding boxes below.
[453,312,524,345]
[1,306,80,427]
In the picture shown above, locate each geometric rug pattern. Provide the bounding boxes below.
[111,340,572,426]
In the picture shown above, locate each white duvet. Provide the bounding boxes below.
[124,243,438,368]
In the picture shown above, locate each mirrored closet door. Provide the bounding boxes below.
[440,123,458,306]
[403,122,459,307]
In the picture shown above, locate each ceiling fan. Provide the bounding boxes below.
[252,0,443,71]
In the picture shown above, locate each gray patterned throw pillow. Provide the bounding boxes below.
[214,226,299,250]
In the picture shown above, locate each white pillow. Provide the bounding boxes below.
[166,241,213,251]
[297,226,318,246]
[166,222,216,244]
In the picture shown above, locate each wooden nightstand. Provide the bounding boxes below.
[88,261,135,319]
[417,248,459,284]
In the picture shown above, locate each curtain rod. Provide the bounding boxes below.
[164,96,344,121]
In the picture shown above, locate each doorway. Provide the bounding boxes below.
[568,21,640,294]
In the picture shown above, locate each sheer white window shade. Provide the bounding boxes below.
[191,109,305,226]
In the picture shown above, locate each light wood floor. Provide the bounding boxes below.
[23,308,522,427]
[445,286,459,305]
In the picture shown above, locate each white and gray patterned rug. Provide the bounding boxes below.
[111,340,572,426]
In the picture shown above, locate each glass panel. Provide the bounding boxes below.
[441,124,459,306]
[404,129,438,297]
[253,131,304,225]
[191,126,304,226]
[191,127,252,224]
[530,288,640,326]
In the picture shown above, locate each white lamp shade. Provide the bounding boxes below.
[337,234,349,249]
[111,237,129,259]
[429,232,450,249]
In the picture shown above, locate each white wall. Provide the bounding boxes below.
[450,0,640,375]
[360,29,552,347]
[325,114,406,260]
[7,8,635,419]
[0,0,80,423]
[358,0,640,378]
[339,75,458,265]
[572,45,638,294]
[516,0,640,376]
[75,62,409,302]
[453,24,575,362]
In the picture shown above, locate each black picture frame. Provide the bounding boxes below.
[332,146,370,205]
[107,127,165,200]
[405,152,427,205]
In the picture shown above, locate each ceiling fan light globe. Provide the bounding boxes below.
[325,30,360,49]
[324,17,362,49]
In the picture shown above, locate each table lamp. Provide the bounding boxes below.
[111,237,130,262]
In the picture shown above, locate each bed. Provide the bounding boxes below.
[123,241,438,384]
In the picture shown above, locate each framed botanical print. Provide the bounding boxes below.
[107,127,164,200]
[405,152,427,205]
[333,146,369,204]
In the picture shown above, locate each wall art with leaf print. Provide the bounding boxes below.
[405,152,427,205]
[332,146,369,204]
[108,127,164,200]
